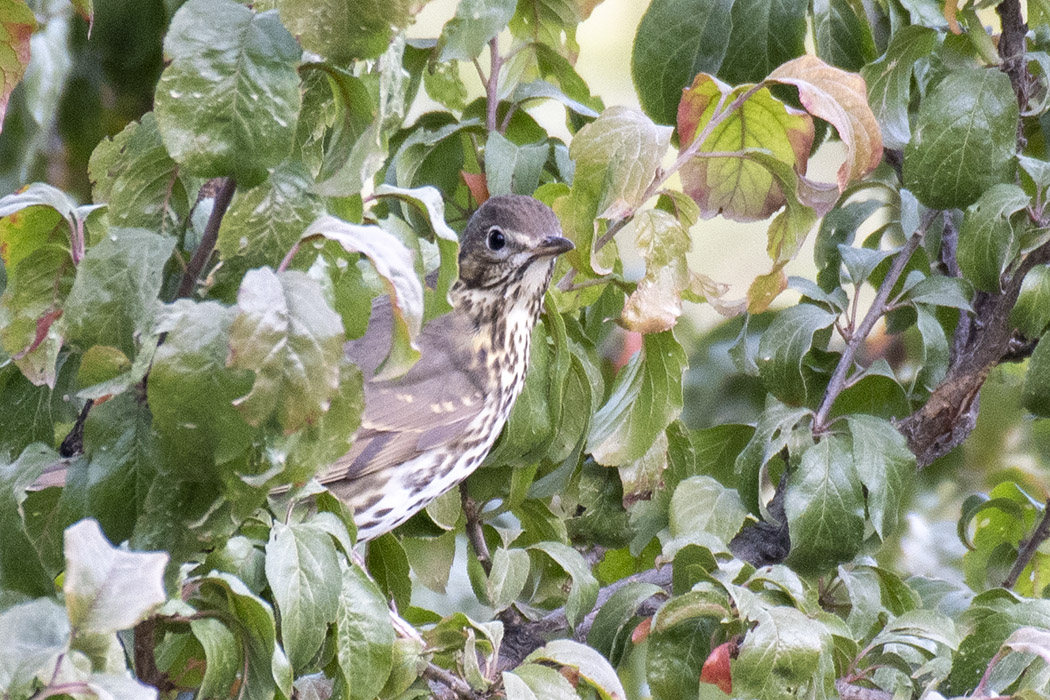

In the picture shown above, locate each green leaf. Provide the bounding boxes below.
[301,214,423,378]
[0,598,69,697]
[423,59,468,111]
[529,541,599,631]
[587,581,663,664]
[216,161,324,282]
[510,0,585,59]
[914,303,949,391]
[196,571,292,700]
[64,228,175,358]
[1011,265,1050,338]
[87,112,193,234]
[587,330,687,466]
[718,0,807,85]
[503,671,541,700]
[557,106,671,277]
[756,303,837,405]
[861,25,939,150]
[630,0,732,126]
[0,0,36,130]
[372,184,460,319]
[1024,331,1050,417]
[785,436,865,574]
[0,363,75,457]
[485,131,548,196]
[957,184,1031,292]
[486,547,530,610]
[335,564,394,700]
[0,444,60,597]
[838,244,895,286]
[191,617,240,700]
[813,0,876,71]
[647,612,714,700]
[154,0,301,185]
[903,274,974,310]
[734,397,809,513]
[507,664,579,700]
[846,415,914,539]
[63,518,168,635]
[277,0,412,62]
[732,605,828,699]
[669,476,748,545]
[525,639,627,700]
[903,68,1018,209]
[80,394,160,543]
[228,268,345,431]
[265,522,341,671]
[365,533,412,611]
[147,300,255,464]
[438,0,516,62]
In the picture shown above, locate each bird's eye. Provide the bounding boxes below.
[487,227,506,251]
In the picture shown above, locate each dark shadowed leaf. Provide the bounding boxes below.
[957,184,1030,292]
[756,303,837,405]
[265,522,341,671]
[87,113,194,234]
[631,0,732,126]
[1012,265,1050,338]
[903,68,1018,209]
[718,0,807,85]
[861,26,939,149]
[785,436,864,574]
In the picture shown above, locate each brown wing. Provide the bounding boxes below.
[314,297,487,485]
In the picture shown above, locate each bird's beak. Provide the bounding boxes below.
[532,235,575,258]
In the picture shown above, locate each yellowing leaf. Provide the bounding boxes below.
[677,74,813,221]
[768,55,883,189]
[0,0,35,133]
[621,209,731,332]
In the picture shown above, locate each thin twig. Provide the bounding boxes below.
[812,231,924,433]
[461,482,493,576]
[176,177,236,298]
[1002,498,1050,589]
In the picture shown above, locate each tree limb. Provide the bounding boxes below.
[896,241,1050,467]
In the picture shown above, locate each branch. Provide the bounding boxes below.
[813,230,924,433]
[896,240,1050,467]
[1002,498,1050,589]
[835,679,894,700]
[176,177,236,298]
[996,0,1031,113]
[423,663,485,700]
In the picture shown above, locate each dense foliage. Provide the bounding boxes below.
[4,0,1050,698]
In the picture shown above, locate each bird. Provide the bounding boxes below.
[29,195,573,543]
[303,194,572,541]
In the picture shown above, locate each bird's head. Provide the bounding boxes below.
[457,195,574,296]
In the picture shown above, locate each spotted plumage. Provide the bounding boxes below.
[314,195,573,541]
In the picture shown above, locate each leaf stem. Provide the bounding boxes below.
[485,37,501,133]
[461,482,493,576]
[177,177,236,298]
[812,229,924,433]
[1002,498,1050,589]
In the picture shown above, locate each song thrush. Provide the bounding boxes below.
[314,194,572,540]
[31,195,572,542]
